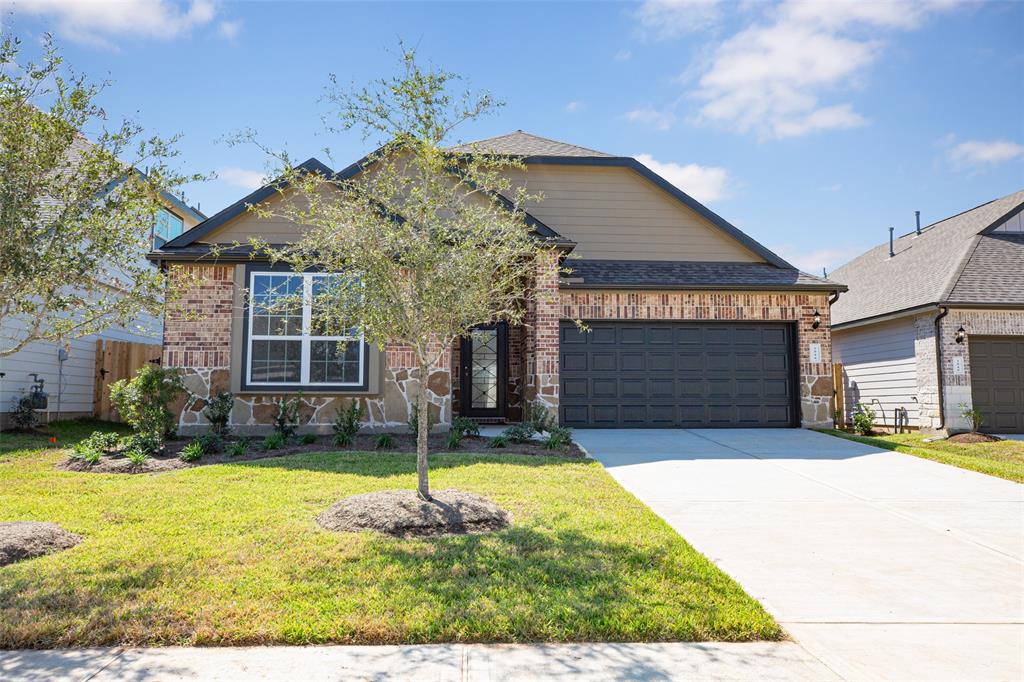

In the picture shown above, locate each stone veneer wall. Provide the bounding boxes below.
[558,289,835,427]
[915,308,1024,432]
[163,264,450,435]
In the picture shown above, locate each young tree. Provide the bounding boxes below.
[0,33,198,358]
[248,48,560,500]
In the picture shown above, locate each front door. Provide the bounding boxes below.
[459,323,507,418]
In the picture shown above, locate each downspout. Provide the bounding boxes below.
[933,305,949,431]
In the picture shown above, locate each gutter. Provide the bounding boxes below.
[933,305,949,431]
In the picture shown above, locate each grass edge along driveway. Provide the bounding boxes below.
[817,428,1024,483]
[0,420,780,647]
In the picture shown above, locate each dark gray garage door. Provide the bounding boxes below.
[969,336,1024,433]
[559,321,797,428]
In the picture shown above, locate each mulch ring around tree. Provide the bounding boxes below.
[56,433,585,475]
[947,432,1003,444]
[317,488,511,538]
[0,521,82,567]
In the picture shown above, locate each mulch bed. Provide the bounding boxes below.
[317,488,511,537]
[56,433,584,475]
[0,521,81,566]
[947,432,1002,444]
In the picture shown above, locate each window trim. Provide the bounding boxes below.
[241,265,370,392]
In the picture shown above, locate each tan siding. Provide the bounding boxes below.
[206,188,321,244]
[504,165,763,262]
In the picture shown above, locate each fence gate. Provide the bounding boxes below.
[93,340,162,421]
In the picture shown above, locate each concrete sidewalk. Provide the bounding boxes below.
[0,642,839,681]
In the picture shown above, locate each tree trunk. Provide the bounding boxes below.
[416,362,431,501]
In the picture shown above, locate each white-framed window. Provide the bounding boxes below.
[246,271,364,387]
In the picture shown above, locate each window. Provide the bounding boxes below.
[153,208,185,247]
[246,271,365,388]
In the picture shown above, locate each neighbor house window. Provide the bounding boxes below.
[152,208,185,247]
[246,271,365,388]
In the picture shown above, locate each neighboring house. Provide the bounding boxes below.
[148,131,844,434]
[0,191,204,428]
[831,190,1024,434]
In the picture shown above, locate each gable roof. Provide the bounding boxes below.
[830,189,1024,327]
[562,259,842,292]
[448,130,614,158]
[946,232,1024,306]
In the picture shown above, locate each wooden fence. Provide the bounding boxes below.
[93,340,162,421]
[831,362,845,427]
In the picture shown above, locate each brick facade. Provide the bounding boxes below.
[523,251,561,420]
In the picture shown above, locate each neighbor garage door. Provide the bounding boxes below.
[969,336,1024,433]
[559,321,797,428]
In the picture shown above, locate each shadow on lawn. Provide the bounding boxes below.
[228,449,583,476]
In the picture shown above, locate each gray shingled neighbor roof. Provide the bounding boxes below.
[449,131,614,158]
[946,233,1024,305]
[830,189,1024,326]
[561,260,842,291]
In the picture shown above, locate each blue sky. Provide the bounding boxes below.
[3,0,1022,273]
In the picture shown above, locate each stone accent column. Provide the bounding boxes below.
[364,342,451,430]
[524,251,560,421]
[797,298,833,428]
[913,312,942,431]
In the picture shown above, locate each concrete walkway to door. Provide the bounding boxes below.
[575,428,1024,682]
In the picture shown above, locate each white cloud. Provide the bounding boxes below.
[772,245,854,274]
[625,108,677,131]
[218,19,242,40]
[614,48,632,61]
[217,167,265,190]
[948,139,1024,166]
[635,154,729,204]
[691,0,960,138]
[635,0,723,40]
[565,101,582,113]
[6,0,216,45]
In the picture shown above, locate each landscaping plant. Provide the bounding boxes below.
[125,447,149,466]
[375,433,395,450]
[488,435,509,449]
[272,395,301,439]
[543,426,573,451]
[332,400,363,446]
[262,432,286,451]
[450,416,480,438]
[959,402,984,433]
[108,365,184,443]
[300,433,318,445]
[502,423,535,444]
[119,432,161,456]
[527,401,556,434]
[70,441,102,465]
[203,391,235,436]
[179,441,204,463]
[445,430,462,450]
[8,393,37,431]
[228,439,249,458]
[852,403,876,436]
[196,432,223,455]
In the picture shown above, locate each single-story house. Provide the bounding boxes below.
[148,131,845,434]
[831,189,1024,433]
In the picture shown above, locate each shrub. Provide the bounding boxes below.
[83,431,122,452]
[262,431,286,451]
[445,430,462,450]
[375,433,395,450]
[959,402,984,433]
[450,416,480,438]
[119,432,161,456]
[543,426,573,451]
[70,442,102,464]
[300,433,318,445]
[8,393,38,430]
[202,391,234,436]
[228,439,249,458]
[502,423,535,444]
[332,400,363,446]
[526,401,555,434]
[408,403,435,436]
[196,432,223,454]
[108,365,184,442]
[488,435,508,449]
[125,447,149,466]
[179,441,204,462]
[852,404,875,436]
[273,395,301,438]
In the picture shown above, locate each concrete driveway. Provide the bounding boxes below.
[575,428,1024,682]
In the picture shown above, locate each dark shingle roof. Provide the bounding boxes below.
[830,189,1024,325]
[561,260,843,291]
[946,233,1024,305]
[449,131,613,158]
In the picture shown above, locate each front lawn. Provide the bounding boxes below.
[0,420,779,647]
[818,429,1024,483]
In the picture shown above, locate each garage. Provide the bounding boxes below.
[969,336,1024,433]
[559,320,798,428]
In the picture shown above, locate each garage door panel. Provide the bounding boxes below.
[969,336,1024,433]
[560,321,796,428]
[562,352,588,372]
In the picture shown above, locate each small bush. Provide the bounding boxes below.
[332,400,363,446]
[959,402,984,433]
[445,430,462,450]
[450,416,480,438]
[108,365,184,442]
[179,441,204,462]
[487,435,509,449]
[408,403,435,436]
[125,447,149,466]
[8,393,38,430]
[526,402,555,434]
[196,432,223,454]
[262,431,286,451]
[502,423,535,444]
[543,426,573,451]
[70,442,102,464]
[203,391,234,436]
[852,404,875,436]
[228,439,249,458]
[84,431,122,452]
[119,432,161,456]
[375,433,395,450]
[273,395,302,438]
[300,433,318,445]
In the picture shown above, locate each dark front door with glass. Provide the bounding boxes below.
[459,323,507,418]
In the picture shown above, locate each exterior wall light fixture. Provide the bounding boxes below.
[812,310,821,330]
[955,326,966,344]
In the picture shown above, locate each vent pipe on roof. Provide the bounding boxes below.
[915,210,921,236]
[889,227,895,258]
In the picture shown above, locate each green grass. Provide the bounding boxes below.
[818,429,1024,483]
[0,419,779,647]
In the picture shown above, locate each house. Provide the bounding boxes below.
[830,190,1024,434]
[148,131,844,434]
[0,175,205,429]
